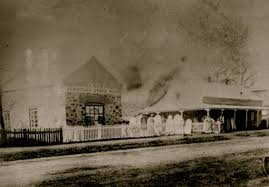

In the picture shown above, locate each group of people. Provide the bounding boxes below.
[128,113,193,137]
[202,115,225,133]
[128,111,238,137]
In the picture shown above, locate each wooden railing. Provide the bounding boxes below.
[0,128,62,146]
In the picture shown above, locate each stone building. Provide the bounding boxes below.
[1,50,122,129]
[63,56,122,126]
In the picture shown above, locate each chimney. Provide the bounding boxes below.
[25,48,33,83]
[208,76,212,83]
[39,48,49,84]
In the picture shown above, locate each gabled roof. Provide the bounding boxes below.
[1,64,58,92]
[63,56,121,89]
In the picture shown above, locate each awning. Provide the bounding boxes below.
[138,103,269,114]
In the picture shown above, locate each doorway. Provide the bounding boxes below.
[235,110,246,131]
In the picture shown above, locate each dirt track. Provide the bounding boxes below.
[1,137,269,186]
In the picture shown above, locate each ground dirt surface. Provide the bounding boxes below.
[1,137,269,186]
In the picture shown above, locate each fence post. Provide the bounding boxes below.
[60,127,63,143]
[0,129,6,146]
[23,129,27,139]
[97,124,102,140]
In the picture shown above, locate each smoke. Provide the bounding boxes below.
[124,65,142,91]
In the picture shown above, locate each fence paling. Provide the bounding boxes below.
[0,128,62,146]
[62,125,126,143]
[63,121,207,143]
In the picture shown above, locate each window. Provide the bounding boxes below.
[29,108,38,128]
[85,104,104,125]
[3,111,10,129]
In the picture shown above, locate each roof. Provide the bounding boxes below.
[2,64,59,92]
[63,56,121,89]
[141,80,267,113]
[2,49,61,91]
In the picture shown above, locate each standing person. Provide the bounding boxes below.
[203,116,215,133]
[154,113,162,136]
[209,117,215,133]
[147,114,155,136]
[184,119,192,135]
[219,114,225,132]
[165,115,174,135]
[179,114,185,135]
[226,117,231,132]
[140,116,147,137]
[217,114,225,133]
[136,115,142,126]
[203,116,209,133]
[216,118,221,133]
[161,115,167,133]
[173,114,180,134]
[231,117,236,131]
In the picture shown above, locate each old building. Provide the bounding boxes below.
[1,49,122,129]
[63,56,122,126]
[140,79,269,131]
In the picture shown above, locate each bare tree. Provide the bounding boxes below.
[146,56,189,107]
[237,62,257,88]
[147,66,180,107]
[208,50,257,88]
[177,0,256,88]
[177,0,248,49]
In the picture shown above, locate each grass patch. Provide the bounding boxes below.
[0,135,229,162]
[235,130,269,138]
[38,149,269,187]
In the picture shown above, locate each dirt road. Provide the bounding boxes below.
[1,137,269,186]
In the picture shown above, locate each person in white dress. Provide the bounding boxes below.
[140,116,148,137]
[154,113,162,136]
[165,115,174,135]
[184,119,193,135]
[136,115,142,126]
[215,118,221,133]
[231,117,236,131]
[203,116,215,133]
[147,114,155,136]
[215,114,225,133]
[174,114,184,135]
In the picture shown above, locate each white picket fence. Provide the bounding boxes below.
[63,124,174,143]
[63,122,206,143]
[63,125,129,142]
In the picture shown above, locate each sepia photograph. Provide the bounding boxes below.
[0,0,269,186]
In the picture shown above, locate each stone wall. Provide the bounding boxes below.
[65,88,122,125]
